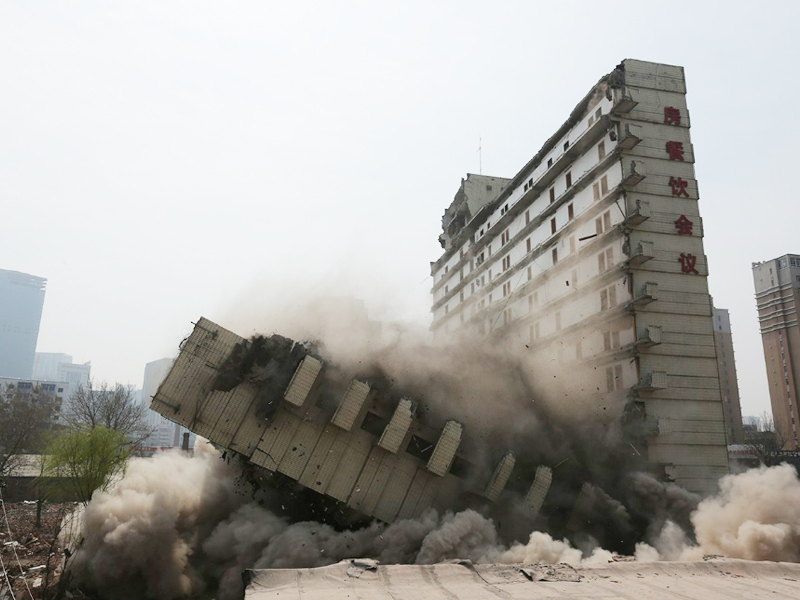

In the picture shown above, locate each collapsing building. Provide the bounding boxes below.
[150,317,552,525]
[430,59,728,494]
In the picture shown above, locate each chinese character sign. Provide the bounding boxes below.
[674,215,693,235]
[664,106,681,125]
[678,252,699,274]
[669,176,689,197]
[666,141,685,161]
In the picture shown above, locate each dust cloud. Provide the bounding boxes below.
[68,442,800,600]
[65,297,800,598]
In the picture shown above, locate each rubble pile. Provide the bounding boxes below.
[0,501,75,599]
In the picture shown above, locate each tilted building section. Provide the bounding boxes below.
[150,317,546,524]
[429,59,729,494]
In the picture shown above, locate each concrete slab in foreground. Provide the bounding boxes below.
[244,558,800,599]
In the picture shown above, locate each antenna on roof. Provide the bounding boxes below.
[478,135,482,175]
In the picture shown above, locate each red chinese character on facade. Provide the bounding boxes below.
[666,141,685,161]
[674,215,693,235]
[679,252,699,274]
[664,106,681,125]
[669,176,690,197]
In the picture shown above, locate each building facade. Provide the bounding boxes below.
[430,59,729,494]
[0,269,46,379]
[712,308,745,444]
[141,357,195,448]
[752,254,800,450]
[33,352,91,406]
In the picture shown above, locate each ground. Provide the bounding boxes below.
[0,501,75,600]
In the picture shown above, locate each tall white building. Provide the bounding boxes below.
[141,358,195,449]
[430,59,728,494]
[33,352,91,411]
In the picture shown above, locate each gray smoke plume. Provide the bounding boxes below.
[69,442,800,600]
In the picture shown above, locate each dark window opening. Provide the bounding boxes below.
[449,455,475,480]
[360,411,389,438]
[406,435,436,461]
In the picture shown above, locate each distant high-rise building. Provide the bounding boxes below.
[0,269,47,379]
[712,308,745,444]
[33,352,91,401]
[752,254,800,450]
[141,358,195,449]
[430,60,729,494]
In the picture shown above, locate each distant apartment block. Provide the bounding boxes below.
[712,308,745,444]
[33,352,91,404]
[0,269,46,379]
[141,358,195,449]
[430,60,728,494]
[752,254,800,449]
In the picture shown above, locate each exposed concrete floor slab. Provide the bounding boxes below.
[244,558,800,599]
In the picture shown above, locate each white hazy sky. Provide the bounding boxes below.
[2,1,797,417]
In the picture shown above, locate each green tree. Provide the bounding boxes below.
[41,426,131,505]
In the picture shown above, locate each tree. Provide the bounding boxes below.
[745,410,789,466]
[40,426,131,505]
[0,383,60,482]
[64,381,154,445]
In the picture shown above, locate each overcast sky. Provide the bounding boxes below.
[2,1,798,417]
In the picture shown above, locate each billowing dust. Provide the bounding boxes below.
[66,298,800,598]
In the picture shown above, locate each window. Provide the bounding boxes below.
[503,308,512,324]
[609,285,617,307]
[528,295,534,311]
[595,107,602,120]
[606,367,615,392]
[525,210,530,225]
[530,322,540,341]
[502,255,511,271]
[603,211,611,231]
[489,269,492,280]
[549,187,555,203]
[445,285,448,294]
[564,141,570,151]
[612,331,620,349]
[486,184,493,192]
[605,247,614,268]
[570,236,576,254]
[460,268,464,281]
[471,282,475,293]
[551,218,557,234]
[501,204,509,215]
[459,290,464,302]
[598,141,606,160]
[571,269,577,286]
[566,172,572,188]
[503,281,511,297]
[593,182,600,201]
[445,266,449,273]
[528,178,533,188]
[489,293,493,303]
[568,203,574,220]
[603,331,611,351]
[552,248,558,264]
[527,266,532,281]
[548,158,553,168]
[588,115,595,127]
[601,175,608,195]
[555,312,562,330]
[598,252,606,273]
[600,289,609,311]
[526,238,532,253]
[501,229,510,245]
[534,290,539,306]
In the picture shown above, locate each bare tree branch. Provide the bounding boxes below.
[64,381,154,445]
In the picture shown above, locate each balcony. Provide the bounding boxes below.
[637,370,668,391]
[636,325,662,347]
[628,241,654,266]
[624,200,650,226]
[633,282,658,306]
[618,123,643,150]
[622,159,646,187]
